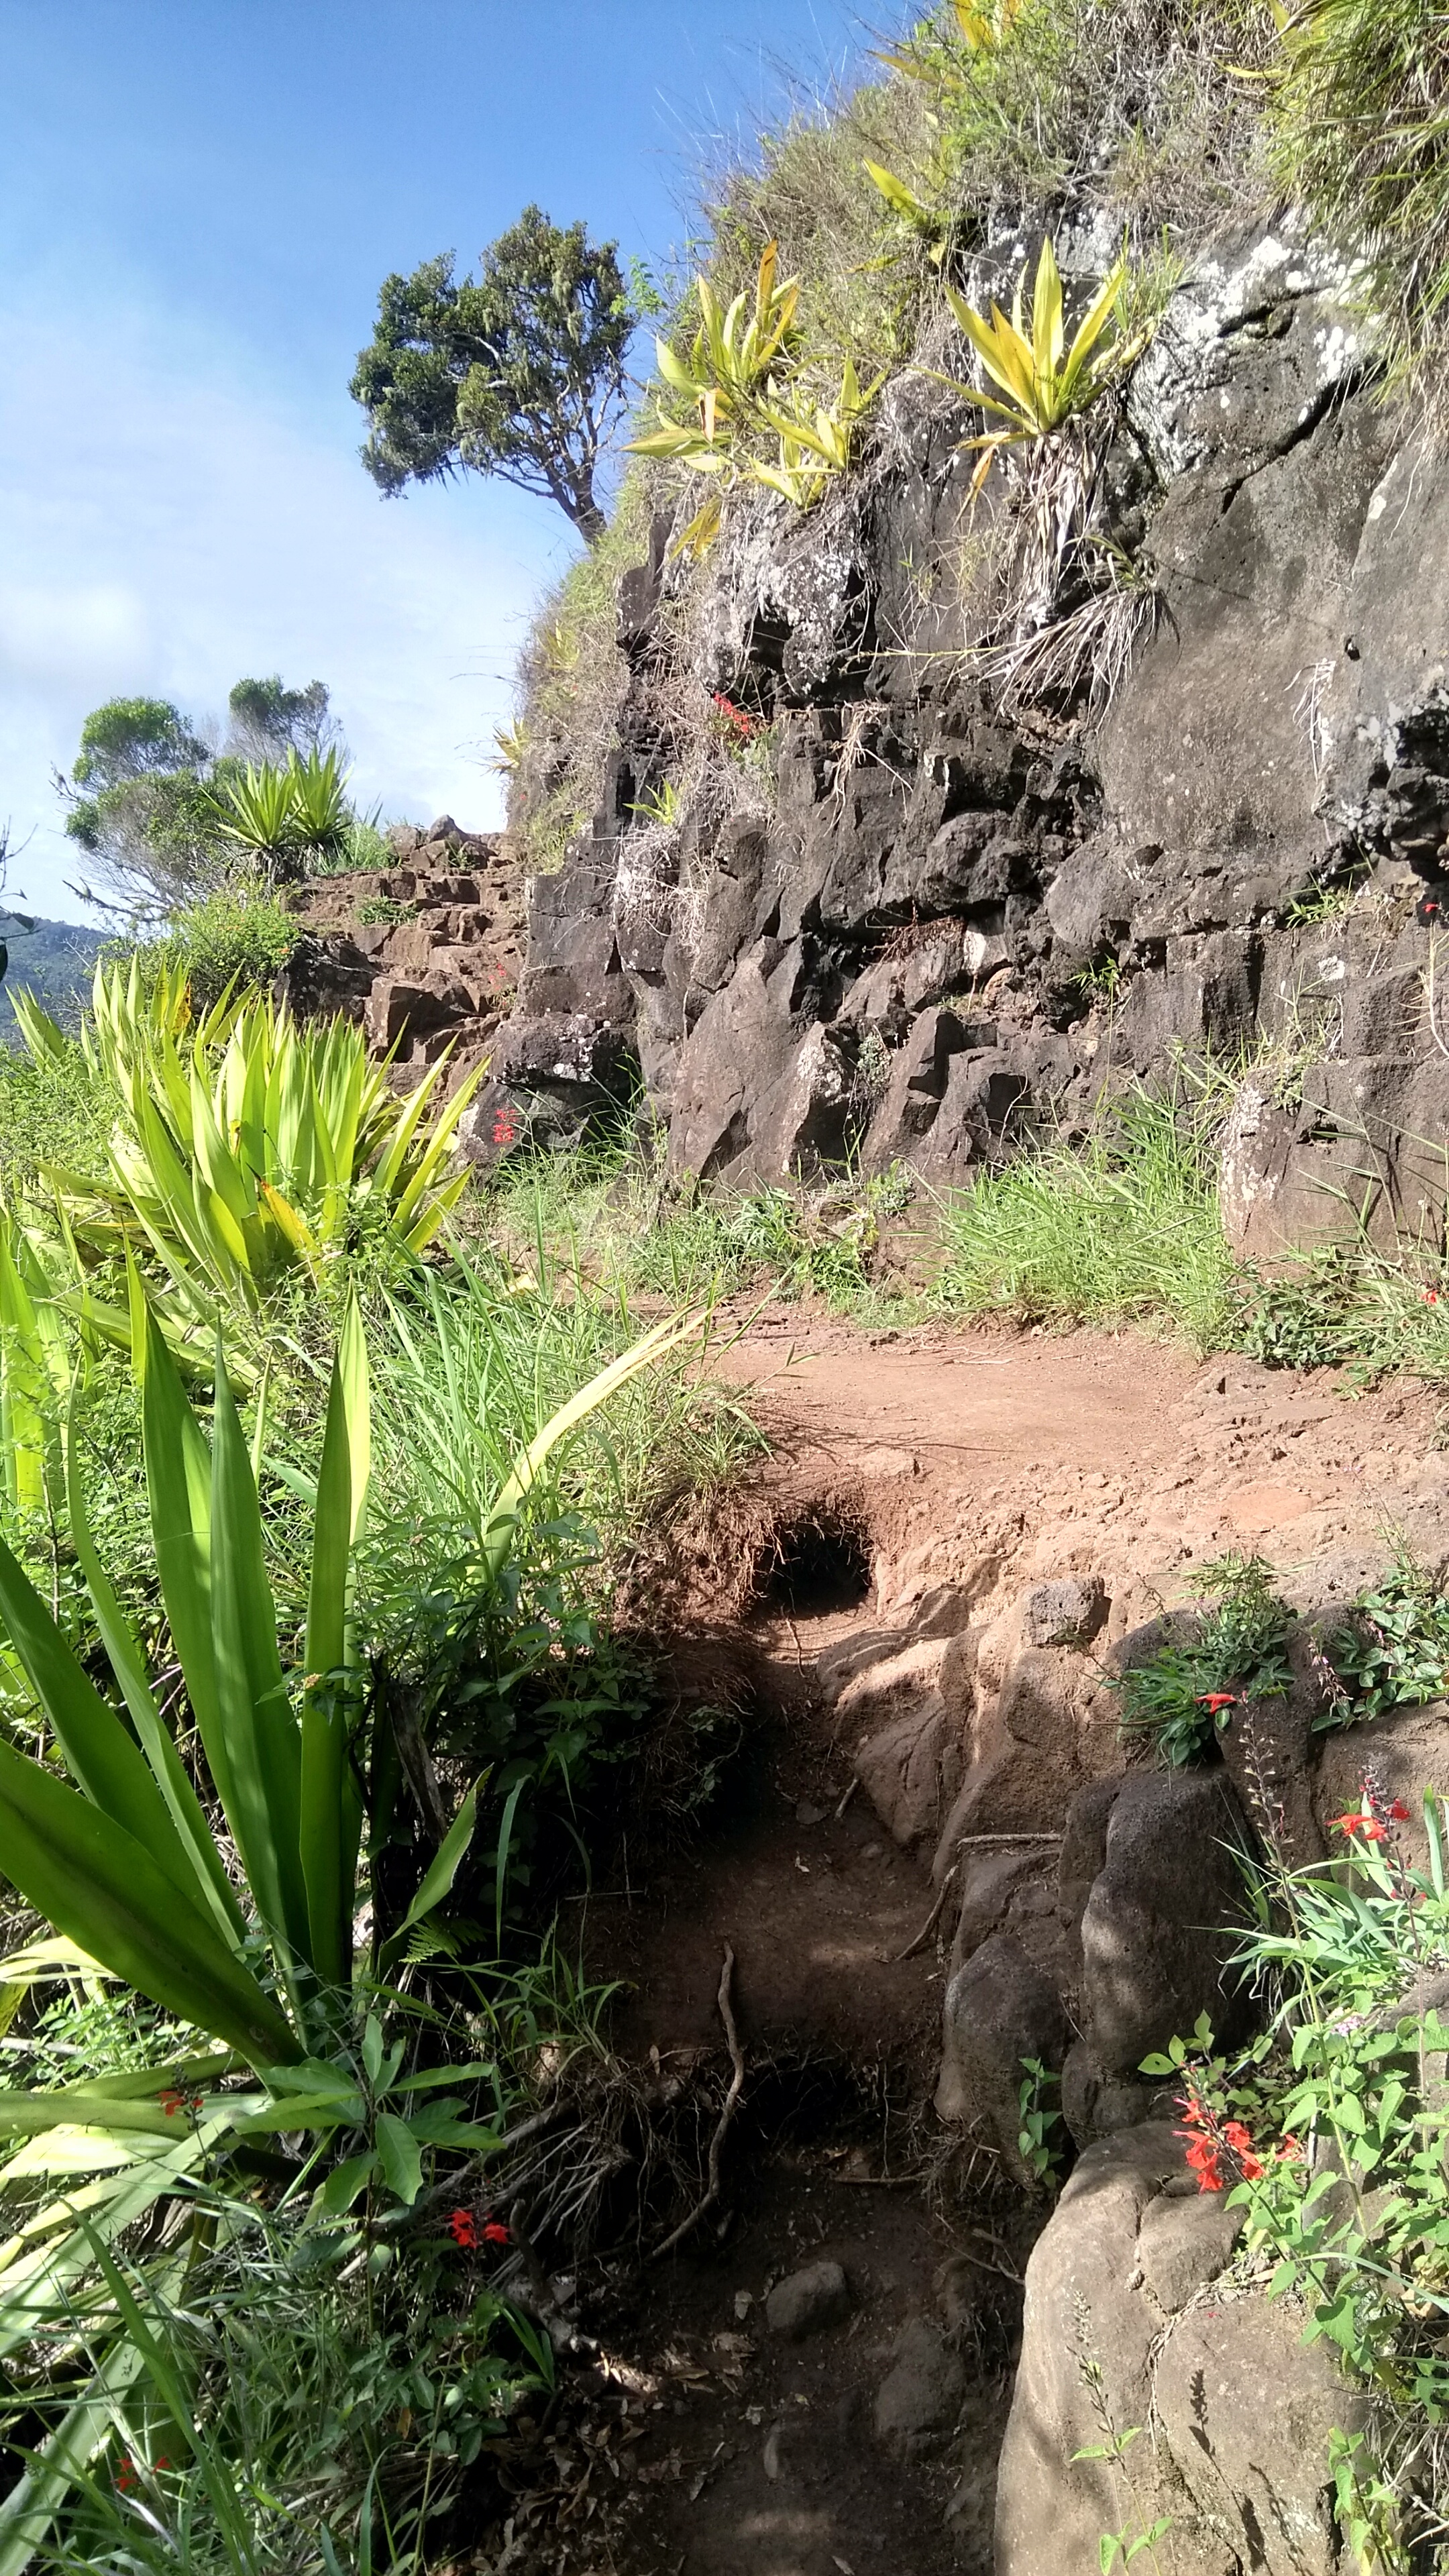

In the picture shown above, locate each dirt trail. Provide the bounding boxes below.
[559,1314,1449,2576]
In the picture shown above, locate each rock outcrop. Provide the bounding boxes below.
[996,2124,1371,2575]
[280,819,525,1122]
[486,215,1449,1242]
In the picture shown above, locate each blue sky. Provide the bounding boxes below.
[0,0,889,916]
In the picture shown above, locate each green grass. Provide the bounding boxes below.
[507,467,657,874]
[1268,0,1449,373]
[476,1130,916,1316]
[932,1079,1240,1352]
[0,1020,107,1187]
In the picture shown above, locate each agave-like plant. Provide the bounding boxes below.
[945,237,1144,494]
[0,1286,701,2330]
[629,241,881,541]
[208,747,352,882]
[629,238,802,477]
[13,963,484,1326]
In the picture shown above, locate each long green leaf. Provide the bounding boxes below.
[137,1291,229,1810]
[378,1776,484,1970]
[300,1303,370,1986]
[481,1309,704,1580]
[0,2310,150,2576]
[208,1347,308,1976]
[64,1395,246,1949]
[0,1532,209,1913]
[0,1737,297,2063]
[81,2230,258,2576]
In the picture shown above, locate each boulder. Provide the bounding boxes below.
[872,2318,967,2451]
[1075,1769,1254,2112]
[764,2259,851,2341]
[1136,2187,1244,2314]
[1313,1703,1449,1876]
[996,2122,1371,2576]
[934,1932,1070,2171]
[854,1691,963,1849]
[1022,1574,1108,1650]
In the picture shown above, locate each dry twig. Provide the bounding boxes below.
[651,1945,747,2261]
[890,1862,959,1963]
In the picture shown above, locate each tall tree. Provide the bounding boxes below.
[350,207,632,539]
[57,678,347,918]
[70,697,209,794]
[226,676,335,764]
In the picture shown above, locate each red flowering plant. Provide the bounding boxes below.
[1112,1552,1294,1767]
[1144,1787,1449,2427]
[708,691,763,753]
[447,2205,511,2252]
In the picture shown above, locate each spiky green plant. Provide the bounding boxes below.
[12,963,484,1326]
[207,747,352,881]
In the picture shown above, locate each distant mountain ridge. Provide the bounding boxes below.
[0,912,107,1034]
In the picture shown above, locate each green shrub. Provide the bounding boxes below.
[1115,1552,1295,1766]
[1318,1550,1449,1729]
[1149,1780,1449,2487]
[150,878,299,1009]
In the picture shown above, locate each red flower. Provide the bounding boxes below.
[158,2086,203,2118]
[1328,1808,1372,1838]
[1183,2137,1224,2190]
[1424,1289,1440,1306]
[1389,1799,1410,1821]
[492,1114,517,1148]
[115,2455,138,2493]
[710,692,755,741]
[1195,1692,1236,1713]
[448,2208,480,2249]
[1222,2120,1265,2180]
[483,2217,510,2246]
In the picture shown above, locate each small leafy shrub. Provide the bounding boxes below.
[1319,1550,1449,1729]
[355,894,419,928]
[150,878,299,1010]
[1116,1553,1294,1766]
[1236,1254,1357,1371]
[1149,1779,1449,2473]
[629,240,883,534]
[1018,2053,1066,2192]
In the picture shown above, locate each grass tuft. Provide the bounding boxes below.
[932,1076,1239,1352]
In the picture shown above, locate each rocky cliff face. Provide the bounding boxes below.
[484,215,1449,1250]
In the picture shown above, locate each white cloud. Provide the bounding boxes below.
[0,297,562,914]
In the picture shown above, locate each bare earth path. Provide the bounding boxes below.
[557,1315,1449,2576]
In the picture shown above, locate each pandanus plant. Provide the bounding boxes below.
[13,962,482,1329]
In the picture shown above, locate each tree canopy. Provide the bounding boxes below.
[70,697,209,794]
[227,676,333,764]
[58,677,350,916]
[350,207,633,539]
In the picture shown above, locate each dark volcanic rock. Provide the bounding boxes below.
[477,211,1449,1225]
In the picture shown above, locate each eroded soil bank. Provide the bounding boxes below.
[479,1315,1449,2576]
